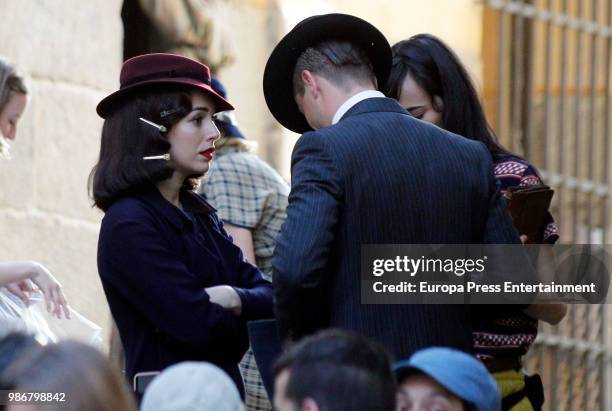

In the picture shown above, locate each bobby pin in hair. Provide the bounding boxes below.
[139,117,167,133]
[143,153,170,161]
[160,109,179,118]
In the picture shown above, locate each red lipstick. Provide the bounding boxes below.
[200,148,215,160]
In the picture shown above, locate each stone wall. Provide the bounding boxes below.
[0,0,124,342]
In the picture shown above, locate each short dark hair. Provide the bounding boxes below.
[292,40,376,96]
[385,34,512,160]
[0,333,41,386]
[273,329,395,411]
[90,86,199,211]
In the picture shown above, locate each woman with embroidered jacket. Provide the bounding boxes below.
[386,34,566,411]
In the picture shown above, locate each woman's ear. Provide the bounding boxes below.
[433,95,444,112]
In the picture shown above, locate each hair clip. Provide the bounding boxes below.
[139,117,167,133]
[143,153,170,161]
[160,109,179,118]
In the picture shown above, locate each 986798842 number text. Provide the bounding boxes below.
[3,391,66,404]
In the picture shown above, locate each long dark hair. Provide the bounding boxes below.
[89,86,197,211]
[385,34,513,160]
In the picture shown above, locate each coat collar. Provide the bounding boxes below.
[338,96,411,122]
[139,187,216,231]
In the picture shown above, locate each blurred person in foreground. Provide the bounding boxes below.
[0,58,69,319]
[0,340,137,411]
[141,361,244,411]
[0,332,41,373]
[386,34,566,410]
[272,329,396,411]
[198,77,289,410]
[394,347,500,411]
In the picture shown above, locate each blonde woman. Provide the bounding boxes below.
[0,58,69,319]
[0,58,27,157]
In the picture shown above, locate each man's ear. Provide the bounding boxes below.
[301,398,320,411]
[301,70,319,97]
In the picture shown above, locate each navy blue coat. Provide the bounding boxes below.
[272,97,521,359]
[97,188,273,392]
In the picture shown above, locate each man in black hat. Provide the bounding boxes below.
[264,14,521,358]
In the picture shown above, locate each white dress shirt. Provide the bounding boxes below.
[331,90,386,125]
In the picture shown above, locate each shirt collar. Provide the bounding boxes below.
[331,90,385,125]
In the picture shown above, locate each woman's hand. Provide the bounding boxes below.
[523,303,567,325]
[5,280,35,303]
[29,263,70,319]
[205,285,242,316]
[3,261,70,319]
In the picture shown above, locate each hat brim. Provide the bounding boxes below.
[394,362,472,406]
[393,361,422,383]
[263,13,391,134]
[215,121,245,139]
[96,78,234,119]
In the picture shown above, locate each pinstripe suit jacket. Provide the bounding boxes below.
[272,97,520,359]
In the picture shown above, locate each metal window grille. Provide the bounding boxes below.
[483,0,611,409]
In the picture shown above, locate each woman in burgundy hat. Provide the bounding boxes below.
[90,53,273,398]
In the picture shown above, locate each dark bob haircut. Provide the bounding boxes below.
[90,86,199,211]
[385,34,513,160]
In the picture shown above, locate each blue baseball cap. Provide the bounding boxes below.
[210,77,245,139]
[394,347,500,411]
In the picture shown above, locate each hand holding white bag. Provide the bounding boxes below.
[0,289,102,347]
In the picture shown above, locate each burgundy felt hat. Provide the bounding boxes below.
[96,53,234,119]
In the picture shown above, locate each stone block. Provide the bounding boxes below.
[30,81,106,222]
[0,0,123,92]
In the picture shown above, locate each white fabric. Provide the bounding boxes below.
[331,90,385,125]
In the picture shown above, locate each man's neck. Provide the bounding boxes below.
[310,76,377,129]
[329,86,384,126]
[330,85,376,116]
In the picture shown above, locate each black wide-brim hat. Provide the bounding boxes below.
[263,13,391,134]
[97,53,234,119]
